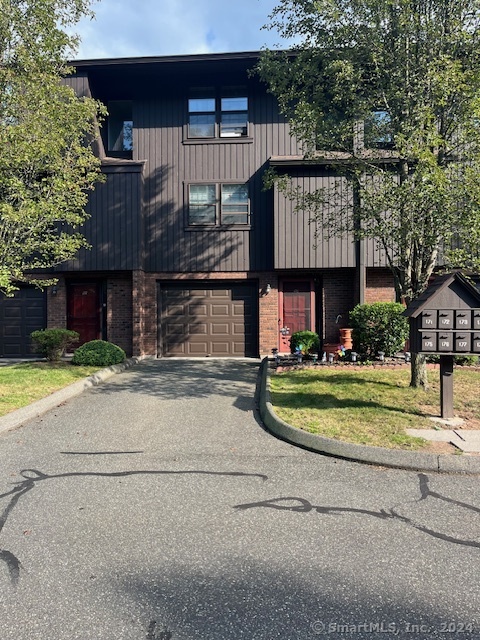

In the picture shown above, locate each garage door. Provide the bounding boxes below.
[159,283,258,357]
[0,287,46,357]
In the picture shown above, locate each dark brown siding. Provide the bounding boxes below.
[132,79,301,274]
[274,171,356,269]
[63,73,91,98]
[62,165,144,271]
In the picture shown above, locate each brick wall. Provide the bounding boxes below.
[107,276,133,356]
[365,268,396,304]
[322,269,356,342]
[258,273,279,355]
[47,277,67,328]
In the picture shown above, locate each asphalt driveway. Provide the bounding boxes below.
[0,359,479,639]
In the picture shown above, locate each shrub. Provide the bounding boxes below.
[427,354,479,366]
[349,302,408,358]
[289,330,320,355]
[30,328,79,362]
[72,340,126,367]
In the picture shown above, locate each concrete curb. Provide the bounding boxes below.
[259,358,480,474]
[0,356,149,436]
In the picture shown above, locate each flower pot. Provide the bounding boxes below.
[339,328,353,350]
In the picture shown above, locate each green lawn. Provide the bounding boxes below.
[269,366,480,450]
[0,362,101,417]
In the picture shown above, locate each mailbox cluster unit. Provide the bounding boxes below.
[404,273,480,356]
[417,309,480,353]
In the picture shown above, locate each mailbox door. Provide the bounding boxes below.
[438,310,453,329]
[473,310,480,330]
[421,333,437,352]
[472,334,480,353]
[421,310,437,329]
[438,334,453,352]
[455,333,471,352]
[455,310,471,329]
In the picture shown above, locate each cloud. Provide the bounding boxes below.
[74,0,282,60]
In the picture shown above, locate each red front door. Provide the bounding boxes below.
[67,283,101,346]
[279,280,315,352]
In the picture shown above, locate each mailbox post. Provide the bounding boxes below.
[404,273,480,420]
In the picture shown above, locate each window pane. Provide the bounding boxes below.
[221,97,248,111]
[221,184,249,224]
[190,184,216,204]
[188,98,215,113]
[189,114,215,138]
[189,205,216,224]
[108,100,133,152]
[220,112,247,137]
[222,213,249,225]
[222,184,248,204]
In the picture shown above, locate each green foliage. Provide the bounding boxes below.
[72,340,126,367]
[30,328,79,361]
[289,330,320,354]
[349,302,409,358]
[258,0,480,304]
[426,354,480,366]
[0,0,105,296]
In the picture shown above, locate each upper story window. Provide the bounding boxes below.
[188,88,249,140]
[107,100,133,157]
[187,182,250,227]
[364,110,392,147]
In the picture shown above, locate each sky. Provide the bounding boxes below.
[74,0,285,60]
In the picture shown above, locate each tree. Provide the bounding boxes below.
[257,0,480,386]
[0,0,105,295]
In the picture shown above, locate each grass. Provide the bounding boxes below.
[0,362,102,417]
[269,365,480,450]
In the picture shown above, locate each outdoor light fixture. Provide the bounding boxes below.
[351,351,358,363]
[404,351,411,363]
[265,283,271,294]
[378,351,385,362]
[51,287,58,296]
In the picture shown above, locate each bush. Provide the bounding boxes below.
[71,340,126,367]
[427,354,480,366]
[349,302,408,358]
[30,328,79,362]
[289,330,320,355]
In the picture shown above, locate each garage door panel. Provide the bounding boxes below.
[160,283,258,357]
[191,304,208,317]
[211,304,229,316]
[188,342,209,355]
[190,323,207,335]
[211,323,229,335]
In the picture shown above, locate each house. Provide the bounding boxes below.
[0,51,396,359]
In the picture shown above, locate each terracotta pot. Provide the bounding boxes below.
[339,328,353,350]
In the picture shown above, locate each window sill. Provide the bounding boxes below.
[183,137,253,146]
[185,225,252,232]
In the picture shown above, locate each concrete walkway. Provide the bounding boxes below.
[406,428,480,453]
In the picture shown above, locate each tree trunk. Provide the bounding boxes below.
[410,352,429,389]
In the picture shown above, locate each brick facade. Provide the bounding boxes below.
[322,269,356,342]
[44,268,396,359]
[106,277,133,356]
[365,268,396,304]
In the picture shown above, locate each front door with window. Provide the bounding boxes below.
[279,280,315,352]
[67,283,101,346]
